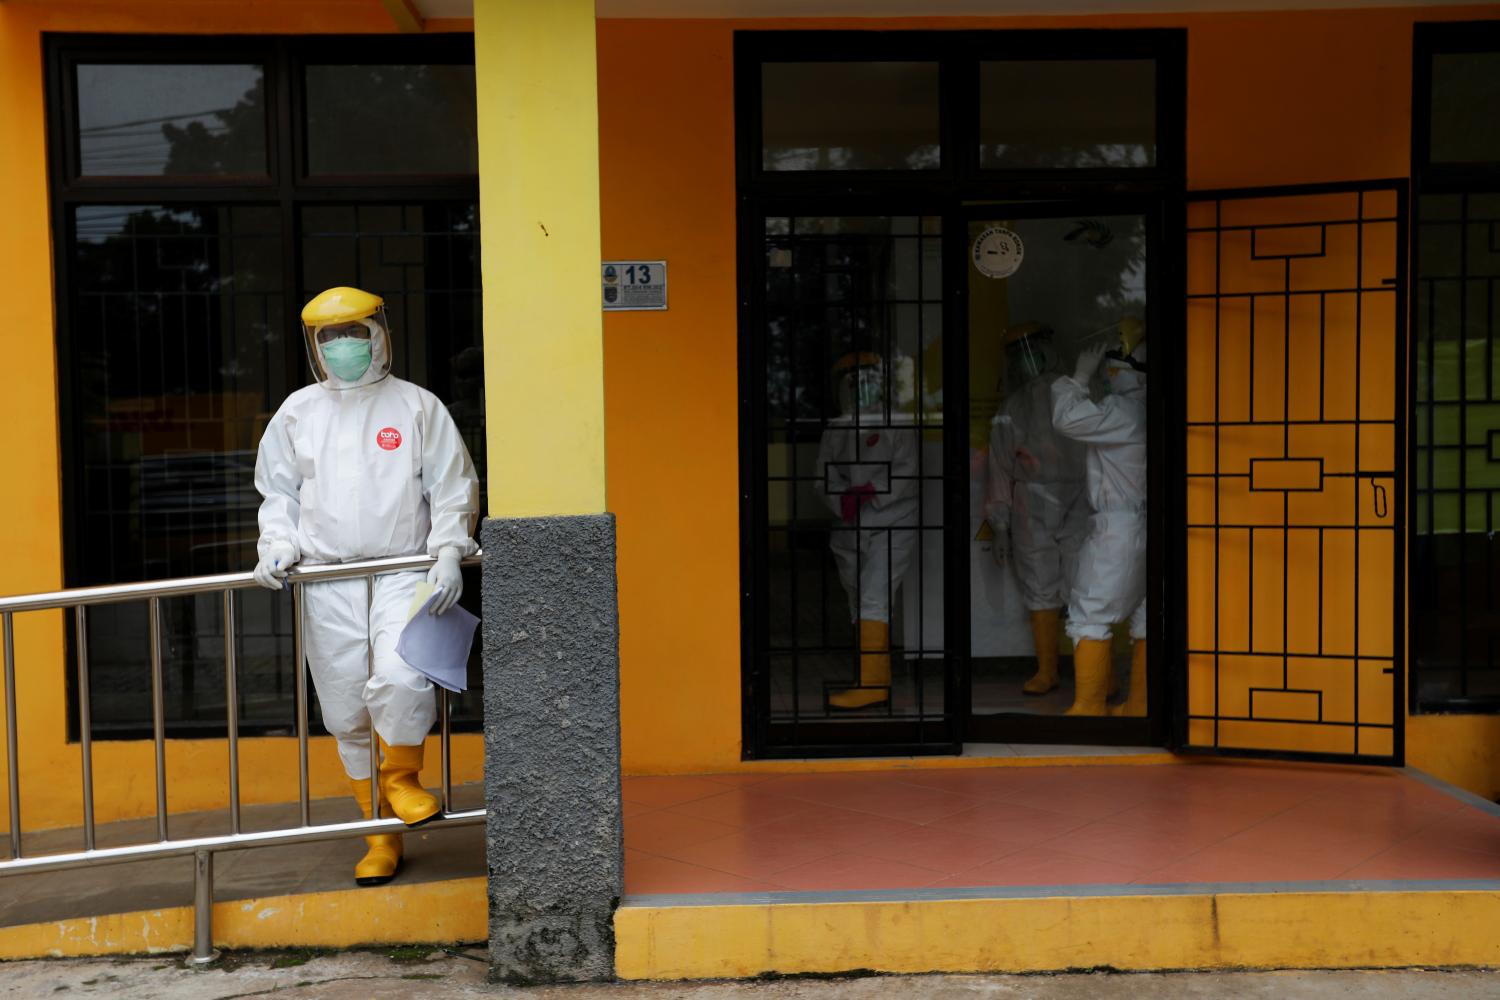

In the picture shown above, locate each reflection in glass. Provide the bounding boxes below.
[76,64,268,177]
[979,60,1155,169]
[763,216,946,725]
[762,63,940,171]
[967,215,1149,717]
[70,204,287,734]
[1429,54,1500,164]
[305,65,478,175]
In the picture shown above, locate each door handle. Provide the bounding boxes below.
[1372,482,1388,519]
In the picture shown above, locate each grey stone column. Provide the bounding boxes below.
[481,514,622,984]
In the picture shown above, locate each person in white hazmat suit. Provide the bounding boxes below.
[252,286,480,886]
[817,352,920,710]
[1050,318,1148,717]
[984,323,1088,696]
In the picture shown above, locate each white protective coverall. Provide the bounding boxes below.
[1050,366,1147,642]
[986,375,1089,611]
[256,367,479,779]
[817,419,921,624]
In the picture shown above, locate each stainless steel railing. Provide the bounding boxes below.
[0,552,486,964]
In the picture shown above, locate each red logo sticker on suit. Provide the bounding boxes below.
[376,427,403,451]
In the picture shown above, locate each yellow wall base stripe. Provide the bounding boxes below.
[614,889,1500,980]
[0,877,486,960]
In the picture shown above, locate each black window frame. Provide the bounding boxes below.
[735,29,1188,759]
[1410,20,1500,714]
[45,33,482,741]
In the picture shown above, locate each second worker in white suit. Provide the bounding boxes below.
[253,286,480,886]
[1050,319,1149,717]
[817,352,921,711]
[985,322,1088,696]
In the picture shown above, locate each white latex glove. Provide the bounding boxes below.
[1073,344,1108,383]
[426,546,463,616]
[253,541,299,591]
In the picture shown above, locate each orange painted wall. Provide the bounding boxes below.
[596,7,1500,783]
[0,1,483,834]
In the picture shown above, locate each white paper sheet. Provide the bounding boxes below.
[395,589,479,693]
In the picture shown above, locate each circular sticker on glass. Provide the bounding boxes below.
[972,226,1024,279]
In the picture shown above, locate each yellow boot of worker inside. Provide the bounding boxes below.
[1065,638,1112,716]
[828,619,892,710]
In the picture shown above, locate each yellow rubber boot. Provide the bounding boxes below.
[829,620,891,710]
[350,779,402,887]
[378,742,442,827]
[1065,638,1112,716]
[1111,639,1148,717]
[1023,609,1062,695]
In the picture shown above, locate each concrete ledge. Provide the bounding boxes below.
[614,883,1500,979]
[0,876,486,960]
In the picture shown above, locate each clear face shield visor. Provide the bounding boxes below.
[302,307,392,389]
[1005,331,1057,384]
[837,364,886,415]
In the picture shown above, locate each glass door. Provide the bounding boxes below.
[750,213,958,755]
[961,205,1158,744]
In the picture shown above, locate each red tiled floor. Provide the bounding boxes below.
[623,809,740,854]
[937,845,1149,888]
[662,786,814,829]
[854,824,1027,876]
[621,761,1500,896]
[621,775,733,809]
[771,852,949,892]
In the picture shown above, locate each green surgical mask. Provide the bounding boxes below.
[321,338,372,382]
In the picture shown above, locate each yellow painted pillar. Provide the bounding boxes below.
[473,3,621,984]
[474,0,606,517]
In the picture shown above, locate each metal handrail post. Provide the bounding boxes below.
[366,576,380,818]
[74,606,95,852]
[223,591,240,835]
[292,582,310,827]
[440,689,452,813]
[188,849,218,966]
[148,597,168,841]
[4,612,19,859]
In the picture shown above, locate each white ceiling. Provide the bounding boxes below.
[416,0,1500,17]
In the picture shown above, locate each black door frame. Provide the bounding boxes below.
[955,194,1172,749]
[735,28,1187,759]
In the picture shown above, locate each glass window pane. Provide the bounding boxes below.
[966,215,1149,717]
[1413,193,1500,708]
[762,216,945,729]
[979,60,1155,169]
[69,204,287,733]
[76,64,268,177]
[1429,53,1500,164]
[305,65,478,175]
[761,62,940,171]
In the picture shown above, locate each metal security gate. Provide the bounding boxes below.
[1180,182,1406,764]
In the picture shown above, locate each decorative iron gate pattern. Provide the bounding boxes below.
[1182,184,1405,763]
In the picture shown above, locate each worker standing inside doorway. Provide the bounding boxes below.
[1051,319,1148,717]
[252,286,480,886]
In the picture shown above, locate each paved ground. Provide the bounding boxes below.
[1,951,1499,999]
